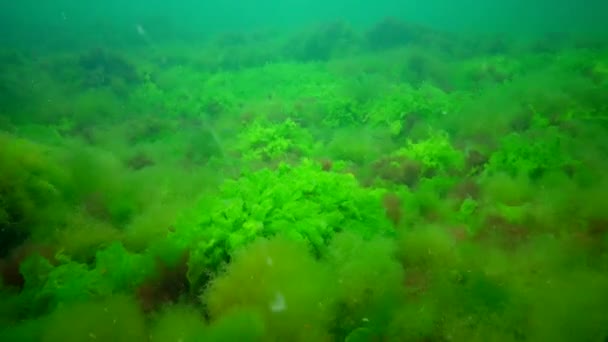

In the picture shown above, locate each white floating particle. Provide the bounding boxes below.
[270,292,286,312]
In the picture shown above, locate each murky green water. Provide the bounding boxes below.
[1,1,607,341]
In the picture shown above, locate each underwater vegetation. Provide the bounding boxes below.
[1,16,608,341]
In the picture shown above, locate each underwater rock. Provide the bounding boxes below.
[382,193,403,227]
[287,21,359,61]
[320,158,333,171]
[372,156,422,188]
[0,242,56,290]
[78,48,140,88]
[509,113,532,132]
[450,179,481,201]
[399,112,423,138]
[465,149,489,174]
[136,251,191,312]
[0,221,28,259]
[126,152,155,171]
[478,214,531,249]
[366,17,428,50]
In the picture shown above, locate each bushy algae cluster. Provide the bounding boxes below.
[1,17,607,341]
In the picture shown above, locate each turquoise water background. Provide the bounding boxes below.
[1,1,606,48]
